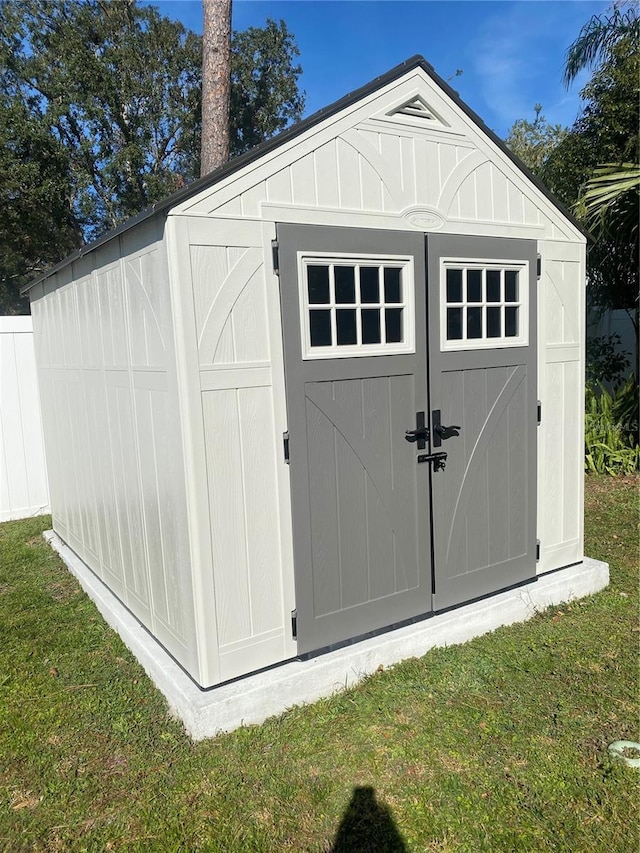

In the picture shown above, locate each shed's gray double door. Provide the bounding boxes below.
[278,224,537,655]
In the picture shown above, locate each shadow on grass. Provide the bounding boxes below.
[330,786,408,852]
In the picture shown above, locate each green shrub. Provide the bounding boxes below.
[585,374,640,475]
[586,333,630,389]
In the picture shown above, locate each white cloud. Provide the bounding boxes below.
[468,0,609,135]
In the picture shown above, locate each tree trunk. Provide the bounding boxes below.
[201,0,232,176]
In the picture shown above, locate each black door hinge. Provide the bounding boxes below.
[272,240,280,276]
[291,608,297,639]
[537,401,542,425]
[536,255,542,279]
[283,431,290,464]
[536,540,541,561]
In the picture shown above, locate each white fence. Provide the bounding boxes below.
[0,316,50,521]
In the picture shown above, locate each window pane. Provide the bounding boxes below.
[336,309,357,345]
[308,265,330,304]
[360,267,379,303]
[361,308,381,344]
[505,306,519,337]
[487,306,501,338]
[487,270,501,302]
[384,267,402,303]
[446,268,463,303]
[447,307,463,340]
[467,306,482,339]
[467,269,482,302]
[385,308,403,343]
[505,270,518,303]
[309,310,332,347]
[335,266,356,304]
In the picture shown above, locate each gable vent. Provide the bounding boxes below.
[389,95,442,122]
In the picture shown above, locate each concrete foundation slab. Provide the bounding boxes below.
[44,531,609,740]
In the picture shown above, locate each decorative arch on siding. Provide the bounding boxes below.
[196,248,265,365]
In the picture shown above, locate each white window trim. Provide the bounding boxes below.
[439,258,529,352]
[297,251,415,360]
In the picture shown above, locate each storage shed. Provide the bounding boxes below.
[25,56,601,708]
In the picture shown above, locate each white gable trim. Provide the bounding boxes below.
[171,65,584,243]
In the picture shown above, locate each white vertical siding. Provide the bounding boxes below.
[0,316,50,521]
[336,137,362,210]
[30,222,199,678]
[205,126,566,242]
[537,241,585,573]
[176,214,292,682]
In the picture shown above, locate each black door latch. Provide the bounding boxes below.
[405,411,428,449]
[432,410,461,448]
[417,451,448,471]
[435,423,461,440]
[405,426,429,443]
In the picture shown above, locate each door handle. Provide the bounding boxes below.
[434,424,461,440]
[432,409,461,448]
[405,411,428,450]
[405,427,429,443]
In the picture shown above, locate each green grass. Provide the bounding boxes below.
[1,474,638,852]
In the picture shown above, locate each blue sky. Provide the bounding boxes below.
[147,0,610,138]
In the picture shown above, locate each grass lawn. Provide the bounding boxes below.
[0,474,638,852]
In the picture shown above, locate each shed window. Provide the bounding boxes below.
[299,254,415,359]
[440,260,528,351]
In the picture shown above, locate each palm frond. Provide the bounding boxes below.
[582,163,640,205]
[575,163,640,234]
[563,7,640,87]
